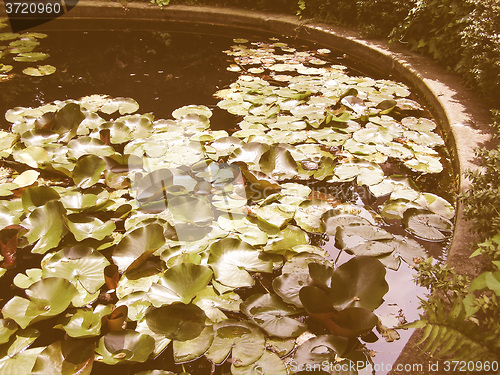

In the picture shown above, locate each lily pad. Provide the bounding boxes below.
[112,223,166,272]
[403,209,453,241]
[22,65,56,76]
[145,303,206,341]
[2,278,77,328]
[205,320,265,367]
[208,238,272,289]
[241,293,306,338]
[95,330,155,365]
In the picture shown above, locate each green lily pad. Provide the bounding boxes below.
[403,209,453,241]
[13,268,42,289]
[241,293,306,338]
[0,320,17,345]
[31,339,94,375]
[148,263,213,306]
[0,329,44,375]
[66,214,115,242]
[329,256,388,310]
[22,65,56,76]
[173,326,214,363]
[208,238,272,288]
[231,351,287,375]
[293,335,351,373]
[41,245,110,293]
[145,303,206,341]
[58,305,113,338]
[294,199,332,233]
[22,200,67,254]
[205,320,265,367]
[112,223,166,272]
[193,287,242,323]
[95,330,155,365]
[13,52,49,62]
[72,155,107,188]
[2,278,77,328]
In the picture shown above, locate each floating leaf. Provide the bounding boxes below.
[112,224,166,272]
[231,351,287,375]
[241,293,306,338]
[22,200,67,254]
[205,320,265,367]
[145,303,206,341]
[403,209,453,241]
[42,245,110,293]
[31,339,94,375]
[148,263,213,306]
[95,330,155,365]
[173,326,214,363]
[72,155,107,188]
[22,65,56,76]
[58,305,113,338]
[329,256,388,310]
[2,278,77,328]
[208,238,272,288]
[13,52,49,62]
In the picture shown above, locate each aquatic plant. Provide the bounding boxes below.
[0,37,455,374]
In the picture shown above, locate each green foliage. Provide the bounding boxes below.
[461,111,500,234]
[408,297,498,361]
[391,0,500,100]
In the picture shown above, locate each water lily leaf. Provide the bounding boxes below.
[259,146,298,178]
[272,272,312,308]
[173,326,214,363]
[67,137,115,159]
[13,268,42,289]
[229,142,269,165]
[231,351,287,375]
[401,117,436,132]
[415,193,455,220]
[22,65,56,76]
[193,287,242,323]
[172,105,212,120]
[66,214,115,242]
[205,320,265,367]
[12,170,39,188]
[404,155,443,173]
[168,195,213,225]
[293,335,351,373]
[241,293,306,338]
[145,303,206,341]
[59,305,113,338]
[95,330,155,365]
[294,199,332,233]
[0,320,17,345]
[323,212,371,236]
[148,264,213,306]
[329,256,388,310]
[100,97,139,115]
[21,186,60,211]
[251,203,294,230]
[112,223,166,272]
[327,307,379,337]
[72,155,106,188]
[31,340,94,375]
[2,278,77,328]
[208,238,272,288]
[14,52,49,62]
[12,145,49,168]
[336,224,393,250]
[403,209,453,242]
[379,199,422,220]
[42,245,110,293]
[390,235,428,267]
[23,200,67,254]
[0,328,44,375]
[264,225,309,254]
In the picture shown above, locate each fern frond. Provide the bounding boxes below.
[410,298,498,361]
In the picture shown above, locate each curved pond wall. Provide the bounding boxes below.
[1,1,494,372]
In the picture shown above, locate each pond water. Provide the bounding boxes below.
[0,20,456,375]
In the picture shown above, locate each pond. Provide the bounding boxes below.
[0,18,456,375]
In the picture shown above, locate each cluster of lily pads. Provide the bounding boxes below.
[0,20,56,80]
[0,36,455,374]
